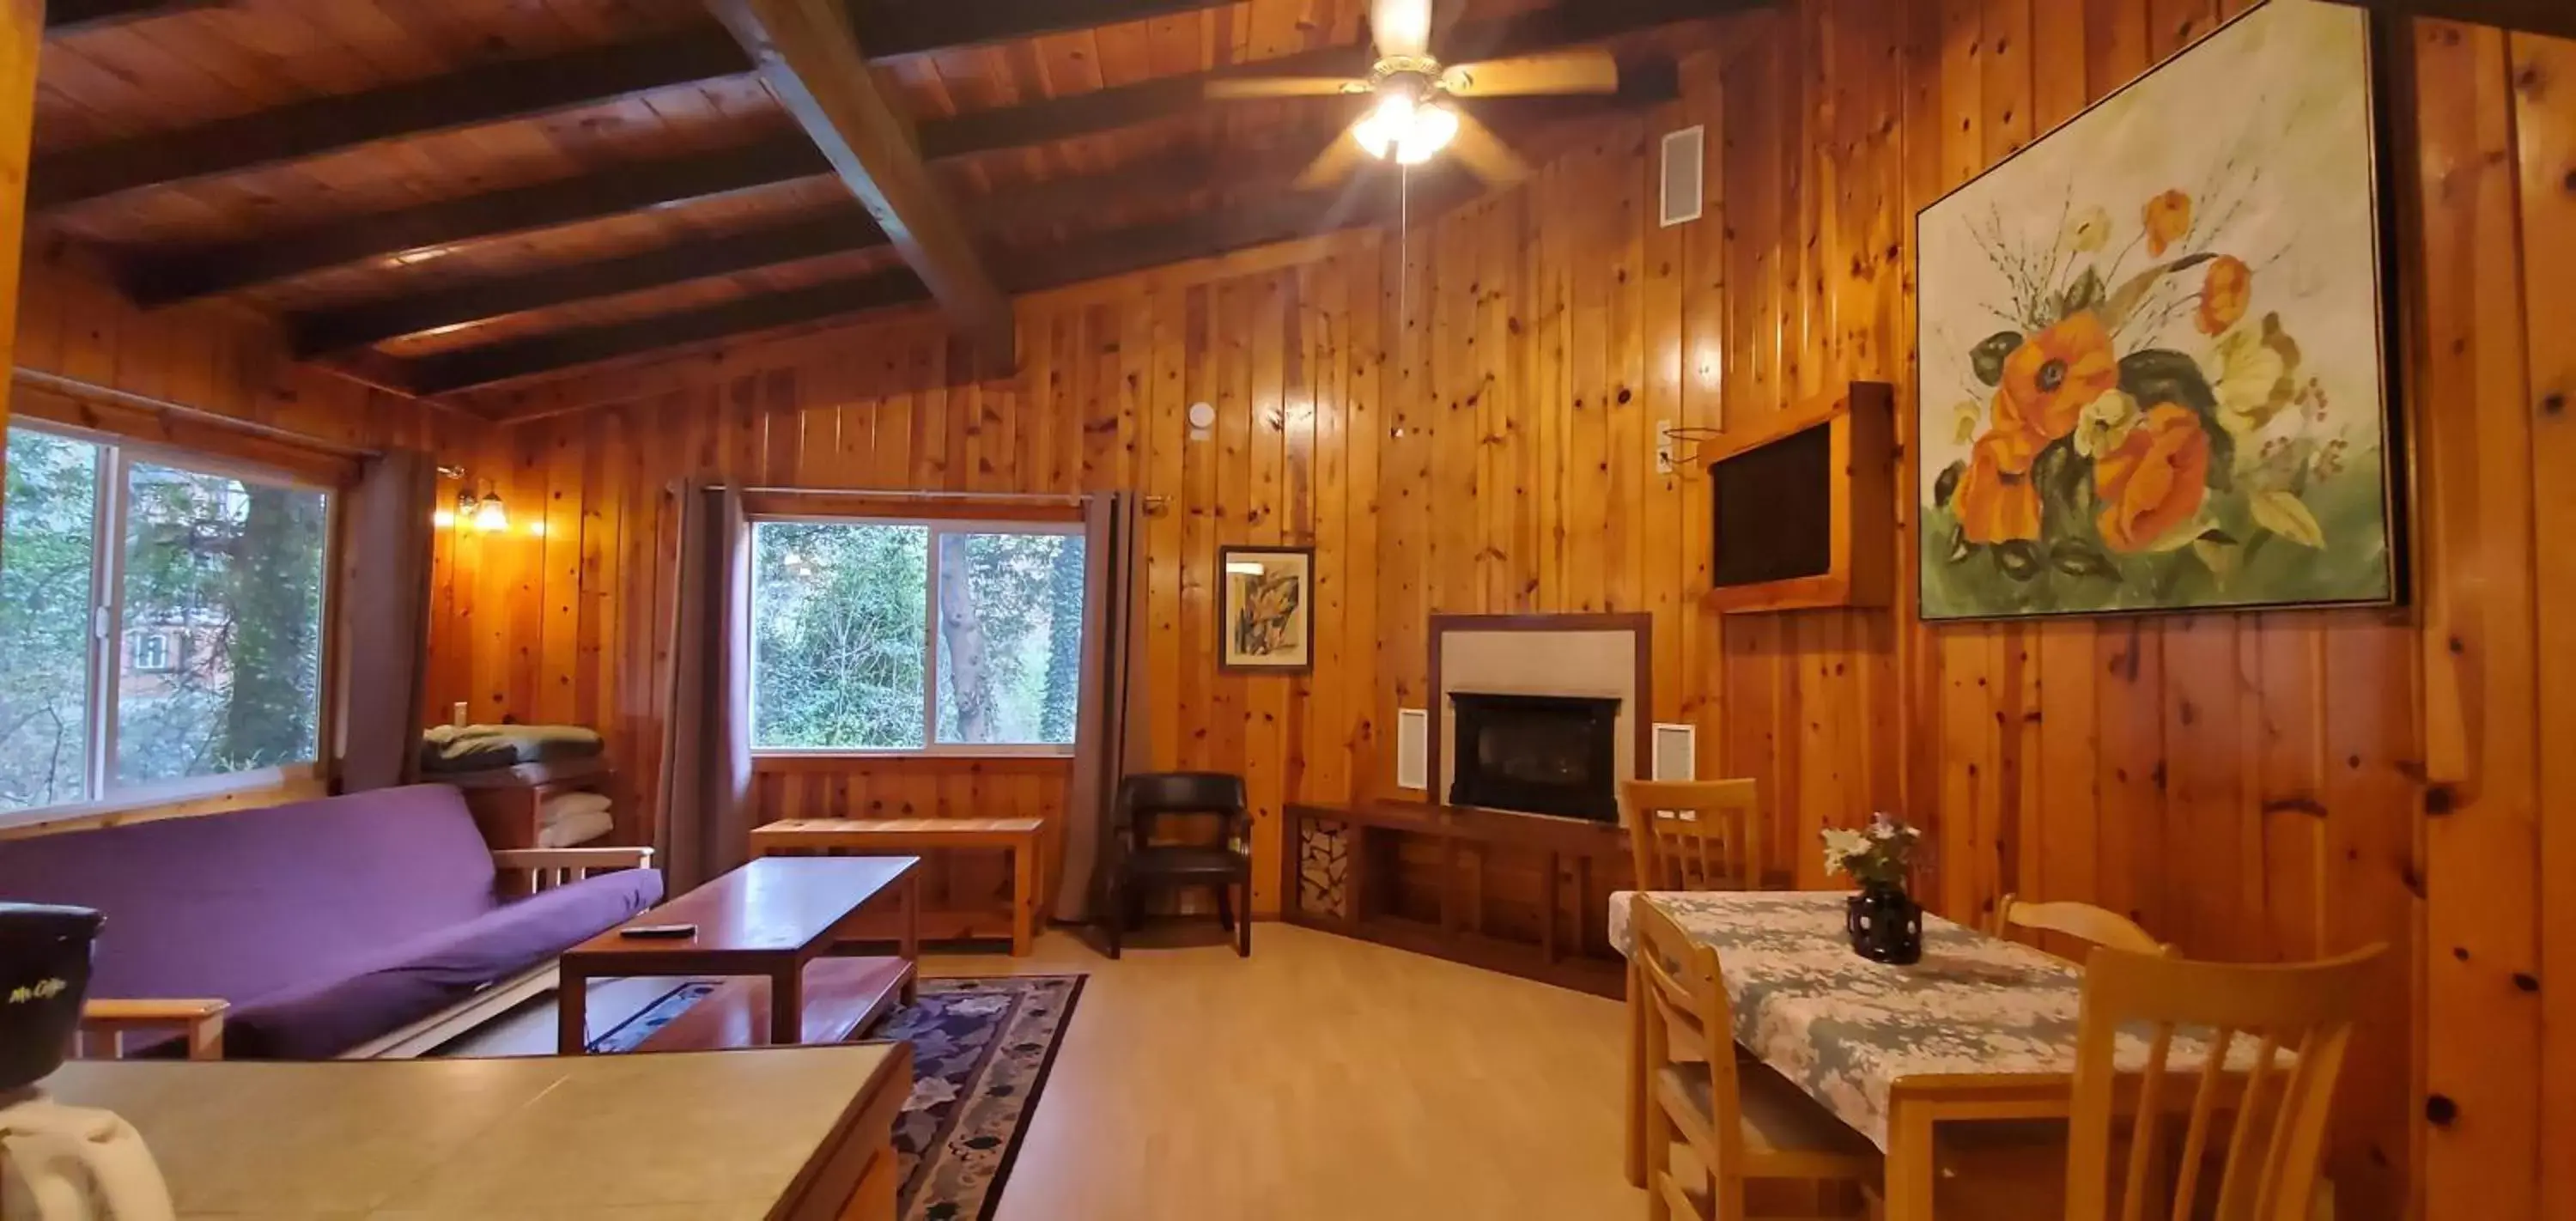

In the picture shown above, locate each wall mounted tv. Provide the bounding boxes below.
[1702,382,1896,614]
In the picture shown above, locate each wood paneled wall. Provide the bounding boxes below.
[432,4,2574,1216]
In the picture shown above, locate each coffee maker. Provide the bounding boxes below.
[0,902,176,1220]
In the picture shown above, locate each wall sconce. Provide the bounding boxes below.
[436,465,509,532]
[465,487,509,532]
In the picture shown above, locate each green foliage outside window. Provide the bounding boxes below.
[750,520,1084,751]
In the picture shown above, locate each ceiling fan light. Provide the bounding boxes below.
[1352,92,1415,160]
[1394,100,1460,164]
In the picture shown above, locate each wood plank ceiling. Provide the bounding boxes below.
[24,0,1742,408]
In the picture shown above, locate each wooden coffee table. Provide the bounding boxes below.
[752,817,1050,955]
[556,855,920,1054]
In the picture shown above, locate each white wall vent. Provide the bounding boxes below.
[1396,708,1430,791]
[1651,722,1698,782]
[1660,125,1705,228]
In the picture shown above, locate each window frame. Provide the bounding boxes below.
[0,421,337,830]
[746,513,1086,760]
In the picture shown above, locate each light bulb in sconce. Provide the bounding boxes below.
[471,492,509,532]
[432,508,457,528]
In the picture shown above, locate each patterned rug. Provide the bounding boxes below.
[588,973,1085,1221]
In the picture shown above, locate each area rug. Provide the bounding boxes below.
[588,973,1085,1221]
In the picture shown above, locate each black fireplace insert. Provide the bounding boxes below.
[1446,691,1622,823]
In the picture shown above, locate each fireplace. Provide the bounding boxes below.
[1445,692,1623,823]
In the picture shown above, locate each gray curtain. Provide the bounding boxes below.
[655,483,753,893]
[334,449,435,793]
[1059,492,1151,923]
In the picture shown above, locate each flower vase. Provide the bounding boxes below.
[1845,882,1923,964]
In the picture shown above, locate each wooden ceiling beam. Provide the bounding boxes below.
[403,172,1473,396]
[2316,0,2576,37]
[32,32,756,210]
[712,0,1014,373]
[127,137,830,307]
[918,0,1731,160]
[854,0,1231,59]
[289,214,891,357]
[41,1,221,36]
[292,149,1310,355]
[406,269,928,394]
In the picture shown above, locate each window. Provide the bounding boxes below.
[130,632,172,673]
[750,518,1086,754]
[0,425,332,818]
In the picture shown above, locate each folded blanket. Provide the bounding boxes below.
[419,724,604,774]
[537,808,615,848]
[539,790,613,823]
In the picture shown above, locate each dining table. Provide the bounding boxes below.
[1613,890,2213,1221]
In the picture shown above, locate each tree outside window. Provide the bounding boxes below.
[0,426,330,817]
[750,519,1085,753]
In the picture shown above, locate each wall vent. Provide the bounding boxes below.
[1396,708,1430,790]
[1660,125,1705,228]
[1651,722,1698,782]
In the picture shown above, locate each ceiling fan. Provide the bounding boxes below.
[1205,0,1620,191]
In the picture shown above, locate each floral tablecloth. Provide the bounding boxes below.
[1612,890,2184,1150]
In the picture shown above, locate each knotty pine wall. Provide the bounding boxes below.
[431,3,2574,1216]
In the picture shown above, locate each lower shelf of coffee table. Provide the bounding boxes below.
[639,956,916,1052]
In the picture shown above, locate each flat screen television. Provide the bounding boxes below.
[1711,421,1834,587]
[1701,382,1895,613]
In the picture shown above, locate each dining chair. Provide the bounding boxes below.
[1621,779,1764,893]
[1933,943,2386,1221]
[1634,897,1877,1221]
[1990,893,2172,957]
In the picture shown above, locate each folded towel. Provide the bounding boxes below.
[539,790,613,823]
[537,808,616,848]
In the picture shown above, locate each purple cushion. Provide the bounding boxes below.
[223,869,663,1060]
[0,785,501,1005]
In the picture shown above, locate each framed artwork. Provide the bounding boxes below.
[1916,0,2398,621]
[1218,546,1314,672]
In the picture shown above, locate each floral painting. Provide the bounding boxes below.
[1218,546,1312,671]
[1917,0,2395,620]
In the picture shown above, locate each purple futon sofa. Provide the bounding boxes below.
[0,784,660,1058]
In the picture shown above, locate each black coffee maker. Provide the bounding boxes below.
[0,903,102,1094]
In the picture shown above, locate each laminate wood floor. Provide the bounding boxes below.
[920,923,1641,1221]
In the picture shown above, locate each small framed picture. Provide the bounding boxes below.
[1218,546,1314,673]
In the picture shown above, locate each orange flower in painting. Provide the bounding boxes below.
[1995,311,2120,444]
[1953,428,2042,545]
[2144,189,2193,257]
[2093,404,2212,553]
[2197,254,2252,336]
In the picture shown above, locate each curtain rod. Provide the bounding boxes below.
[699,484,1172,513]
[12,367,381,460]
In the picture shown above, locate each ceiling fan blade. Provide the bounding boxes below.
[1295,126,1371,191]
[1370,0,1433,58]
[1444,111,1530,187]
[1440,49,1619,97]
[1206,76,1367,100]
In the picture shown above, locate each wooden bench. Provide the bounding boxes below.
[751,817,1049,956]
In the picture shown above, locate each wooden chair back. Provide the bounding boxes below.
[1620,778,1762,892]
[2066,944,2387,1221]
[1633,898,1751,1197]
[1992,893,2172,957]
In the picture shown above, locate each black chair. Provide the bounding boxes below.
[1102,772,1252,958]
